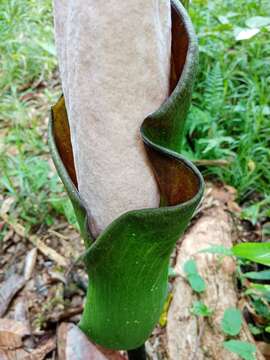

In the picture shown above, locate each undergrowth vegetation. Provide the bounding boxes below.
[184,242,270,359]
[186,0,270,222]
[0,0,73,234]
[0,0,269,229]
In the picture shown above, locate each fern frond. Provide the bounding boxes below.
[204,63,224,117]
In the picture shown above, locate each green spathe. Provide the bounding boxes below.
[48,0,203,350]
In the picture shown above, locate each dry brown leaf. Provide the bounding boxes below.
[24,248,38,281]
[24,337,56,360]
[13,298,31,335]
[2,230,14,243]
[210,184,240,211]
[57,323,108,360]
[0,275,25,317]
[0,129,8,153]
[0,337,55,360]
[0,198,15,216]
[0,348,29,360]
[0,318,30,350]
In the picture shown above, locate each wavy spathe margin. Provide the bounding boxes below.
[48,0,204,350]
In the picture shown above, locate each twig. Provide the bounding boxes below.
[0,213,69,268]
[47,305,83,323]
[48,229,70,240]
[194,159,230,167]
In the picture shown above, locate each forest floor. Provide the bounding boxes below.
[0,182,267,359]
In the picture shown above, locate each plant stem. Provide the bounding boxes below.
[127,344,147,360]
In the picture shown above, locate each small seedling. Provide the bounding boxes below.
[183,259,206,293]
[223,340,256,360]
[191,301,213,317]
[221,307,242,336]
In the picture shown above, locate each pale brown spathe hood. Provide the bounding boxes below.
[53,0,172,236]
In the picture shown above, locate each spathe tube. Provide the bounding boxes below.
[48,0,204,350]
[53,0,171,236]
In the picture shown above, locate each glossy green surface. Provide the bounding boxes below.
[48,0,203,350]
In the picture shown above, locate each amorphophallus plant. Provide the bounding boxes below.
[49,0,204,355]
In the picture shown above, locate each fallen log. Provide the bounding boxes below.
[166,186,264,360]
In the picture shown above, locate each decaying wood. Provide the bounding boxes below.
[14,298,31,335]
[167,188,264,360]
[0,213,68,268]
[0,274,25,317]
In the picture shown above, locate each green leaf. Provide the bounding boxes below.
[251,299,270,319]
[183,259,198,275]
[246,284,270,296]
[243,270,270,280]
[245,285,270,301]
[241,204,260,225]
[251,284,270,292]
[221,307,242,336]
[246,16,270,29]
[199,245,233,256]
[35,40,57,56]
[188,274,206,293]
[234,27,260,41]
[184,260,206,293]
[191,301,213,317]
[265,326,270,333]
[49,197,78,228]
[62,199,79,228]
[223,340,256,360]
[232,243,270,266]
[248,323,263,335]
[217,15,229,25]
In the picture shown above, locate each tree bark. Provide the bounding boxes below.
[166,186,264,359]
